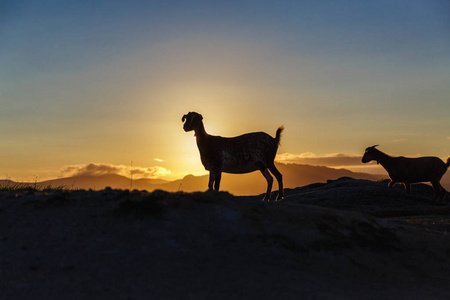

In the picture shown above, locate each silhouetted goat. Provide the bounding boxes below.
[362,145,450,202]
[182,111,284,201]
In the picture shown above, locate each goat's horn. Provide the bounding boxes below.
[182,114,187,122]
[371,144,379,148]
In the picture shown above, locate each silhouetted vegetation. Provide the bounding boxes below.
[0,182,68,192]
[114,190,169,218]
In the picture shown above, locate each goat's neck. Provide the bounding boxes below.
[375,150,394,170]
[194,121,209,149]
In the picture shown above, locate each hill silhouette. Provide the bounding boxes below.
[38,174,169,191]
[5,162,448,195]
[29,163,384,195]
[1,178,450,299]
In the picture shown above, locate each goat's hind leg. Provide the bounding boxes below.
[268,163,284,200]
[260,168,273,201]
[440,185,447,202]
[432,181,447,202]
[439,184,447,202]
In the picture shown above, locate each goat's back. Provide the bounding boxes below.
[391,156,448,182]
[214,131,278,156]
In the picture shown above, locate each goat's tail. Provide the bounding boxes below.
[275,126,285,146]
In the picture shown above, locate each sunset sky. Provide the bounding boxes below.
[1,0,449,182]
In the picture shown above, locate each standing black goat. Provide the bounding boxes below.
[362,145,450,202]
[182,112,284,201]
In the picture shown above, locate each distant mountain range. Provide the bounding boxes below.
[2,163,449,195]
[1,163,390,195]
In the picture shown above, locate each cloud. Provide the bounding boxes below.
[61,163,171,179]
[276,152,364,167]
[62,163,121,177]
[130,166,171,178]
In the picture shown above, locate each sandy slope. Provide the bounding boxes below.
[1,178,450,299]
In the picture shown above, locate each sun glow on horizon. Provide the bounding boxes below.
[0,1,449,186]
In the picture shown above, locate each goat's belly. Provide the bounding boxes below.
[390,172,438,183]
[222,164,260,174]
[200,157,259,173]
[220,149,264,173]
[221,157,260,173]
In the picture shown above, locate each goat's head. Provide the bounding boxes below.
[182,111,203,132]
[362,145,380,163]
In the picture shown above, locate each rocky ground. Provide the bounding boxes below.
[1,178,450,300]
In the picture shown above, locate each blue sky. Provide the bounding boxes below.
[1,0,449,180]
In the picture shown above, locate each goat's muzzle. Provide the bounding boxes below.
[182,114,189,131]
[361,155,373,163]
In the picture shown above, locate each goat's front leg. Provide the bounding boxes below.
[213,171,222,191]
[208,172,215,190]
[388,180,397,188]
[404,183,411,193]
